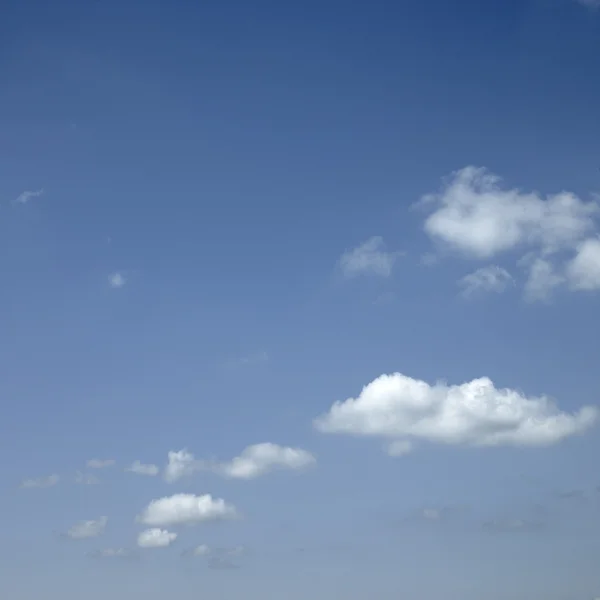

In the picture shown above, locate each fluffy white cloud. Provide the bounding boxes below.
[20,474,59,489]
[164,449,205,483]
[566,238,600,291]
[458,265,514,298]
[127,461,159,476]
[314,373,598,451]
[14,189,44,204]
[421,167,598,259]
[75,471,100,485]
[108,273,126,288]
[67,516,108,539]
[218,443,315,480]
[87,459,115,469]
[338,236,401,278]
[137,494,238,527]
[137,528,177,548]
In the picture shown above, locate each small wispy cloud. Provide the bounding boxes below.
[338,237,402,278]
[14,189,44,205]
[458,265,514,298]
[75,471,100,485]
[108,273,126,289]
[577,0,600,8]
[482,517,544,534]
[67,516,108,539]
[239,351,269,366]
[126,461,159,476]
[87,459,115,469]
[20,474,59,489]
[88,548,135,559]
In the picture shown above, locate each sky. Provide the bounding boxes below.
[1,0,600,598]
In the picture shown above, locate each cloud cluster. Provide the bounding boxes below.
[420,167,600,300]
[137,494,238,527]
[315,372,598,453]
[164,443,315,483]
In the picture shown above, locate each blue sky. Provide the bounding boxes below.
[2,0,600,598]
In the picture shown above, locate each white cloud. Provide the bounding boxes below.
[137,494,238,527]
[566,238,600,291]
[338,236,401,278]
[314,372,598,451]
[522,256,565,302]
[67,516,108,539]
[387,439,413,457]
[421,167,598,259]
[458,265,514,298]
[165,444,315,482]
[164,450,206,483]
[127,460,159,476]
[193,544,211,556]
[75,471,100,485]
[14,189,44,204]
[218,443,315,480]
[137,528,177,548]
[108,273,126,288]
[20,474,59,489]
[87,459,115,469]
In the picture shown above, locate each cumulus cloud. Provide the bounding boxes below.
[420,167,600,301]
[218,443,315,480]
[421,167,598,259]
[87,459,115,469]
[20,474,59,489]
[14,189,44,204]
[75,471,100,485]
[137,528,177,548]
[108,273,126,288]
[458,265,514,298]
[137,494,238,527]
[566,238,600,291]
[164,450,206,483]
[164,444,315,482]
[338,236,401,278]
[314,373,598,452]
[67,516,108,539]
[126,461,159,476]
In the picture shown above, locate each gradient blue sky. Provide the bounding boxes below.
[2,0,600,598]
